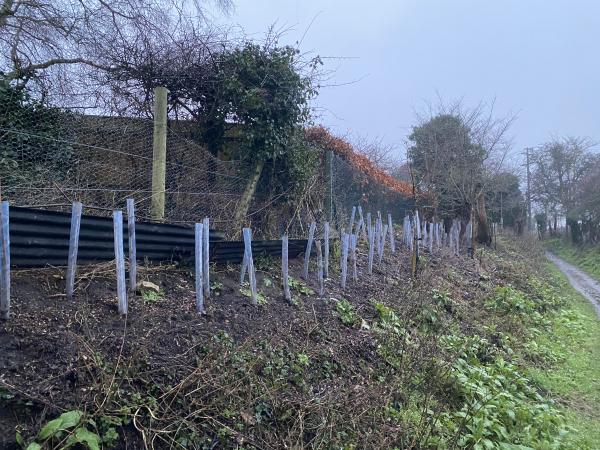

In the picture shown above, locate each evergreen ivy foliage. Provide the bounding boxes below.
[408,114,486,217]
[132,42,321,214]
[213,44,315,162]
[207,43,320,204]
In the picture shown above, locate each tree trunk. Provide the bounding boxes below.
[476,191,492,246]
[234,160,265,233]
[566,217,582,244]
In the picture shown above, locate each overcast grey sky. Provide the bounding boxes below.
[213,1,599,163]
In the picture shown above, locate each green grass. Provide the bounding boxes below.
[527,263,600,449]
[545,238,600,281]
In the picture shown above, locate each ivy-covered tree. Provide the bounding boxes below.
[408,102,514,247]
[105,40,319,230]
[207,43,316,226]
[408,114,485,220]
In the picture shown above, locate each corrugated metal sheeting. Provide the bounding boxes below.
[9,207,307,268]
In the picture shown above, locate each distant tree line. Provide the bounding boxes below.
[530,137,599,244]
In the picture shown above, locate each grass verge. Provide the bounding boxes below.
[544,237,600,280]
[526,262,600,449]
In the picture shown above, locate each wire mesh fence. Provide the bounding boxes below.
[330,153,413,228]
[0,89,413,238]
[0,111,247,224]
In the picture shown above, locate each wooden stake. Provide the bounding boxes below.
[411,221,419,278]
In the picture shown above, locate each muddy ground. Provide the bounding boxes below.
[0,238,485,448]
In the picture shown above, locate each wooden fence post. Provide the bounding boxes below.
[202,217,210,297]
[151,86,168,220]
[66,201,82,299]
[282,235,291,302]
[411,220,419,278]
[126,198,137,292]
[113,211,128,315]
[303,222,316,279]
[409,216,414,251]
[1,202,10,320]
[195,223,205,314]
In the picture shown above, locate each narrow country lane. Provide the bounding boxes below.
[547,252,600,318]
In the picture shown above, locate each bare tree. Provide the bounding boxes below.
[576,154,600,243]
[530,136,596,242]
[351,135,402,173]
[408,98,516,247]
[0,0,231,95]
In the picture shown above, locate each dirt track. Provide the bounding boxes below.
[546,252,600,318]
